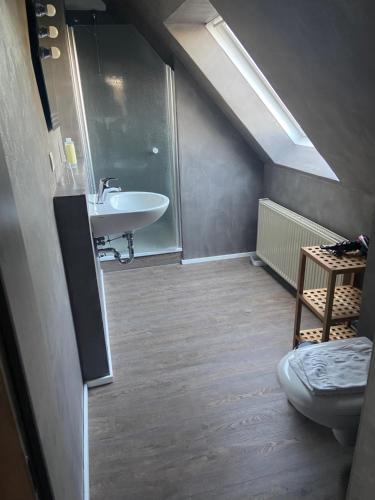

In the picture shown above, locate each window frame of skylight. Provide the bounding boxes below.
[206,16,313,148]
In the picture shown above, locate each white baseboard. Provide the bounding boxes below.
[83,384,89,500]
[181,251,252,265]
[87,269,115,389]
[99,247,182,261]
[85,269,115,389]
[87,373,114,388]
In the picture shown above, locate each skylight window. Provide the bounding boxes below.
[206,16,313,148]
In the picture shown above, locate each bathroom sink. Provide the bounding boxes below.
[88,191,169,237]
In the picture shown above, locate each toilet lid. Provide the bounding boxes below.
[279,352,364,416]
[289,337,372,396]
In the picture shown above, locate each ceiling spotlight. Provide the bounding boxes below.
[38,26,59,39]
[35,3,56,17]
[39,46,61,60]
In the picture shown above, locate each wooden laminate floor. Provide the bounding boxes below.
[89,259,353,500]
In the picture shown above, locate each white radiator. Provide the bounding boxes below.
[256,199,344,289]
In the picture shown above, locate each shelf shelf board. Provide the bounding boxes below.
[301,285,362,322]
[302,246,366,274]
[297,325,357,343]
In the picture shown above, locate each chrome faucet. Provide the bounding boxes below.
[96,177,121,204]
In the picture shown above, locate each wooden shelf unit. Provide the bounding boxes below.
[293,246,366,346]
[302,286,362,322]
[299,325,358,343]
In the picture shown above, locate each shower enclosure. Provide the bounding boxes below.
[69,24,181,256]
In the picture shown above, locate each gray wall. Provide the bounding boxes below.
[348,214,375,499]
[0,2,84,499]
[175,61,264,259]
[265,164,375,239]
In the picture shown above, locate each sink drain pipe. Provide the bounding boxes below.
[94,232,135,265]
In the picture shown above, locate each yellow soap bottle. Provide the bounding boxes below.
[64,138,77,169]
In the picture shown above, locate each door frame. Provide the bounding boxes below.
[0,272,53,499]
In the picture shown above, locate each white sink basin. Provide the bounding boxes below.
[88,191,169,237]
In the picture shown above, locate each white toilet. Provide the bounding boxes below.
[277,341,369,446]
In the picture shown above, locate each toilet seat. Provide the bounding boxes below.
[277,351,364,430]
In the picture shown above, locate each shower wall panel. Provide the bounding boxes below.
[74,25,180,255]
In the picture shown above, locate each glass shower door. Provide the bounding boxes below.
[73,24,180,255]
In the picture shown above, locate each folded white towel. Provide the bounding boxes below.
[289,337,373,395]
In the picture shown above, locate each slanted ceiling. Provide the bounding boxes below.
[103,0,375,194]
[212,0,375,195]
[102,0,185,63]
